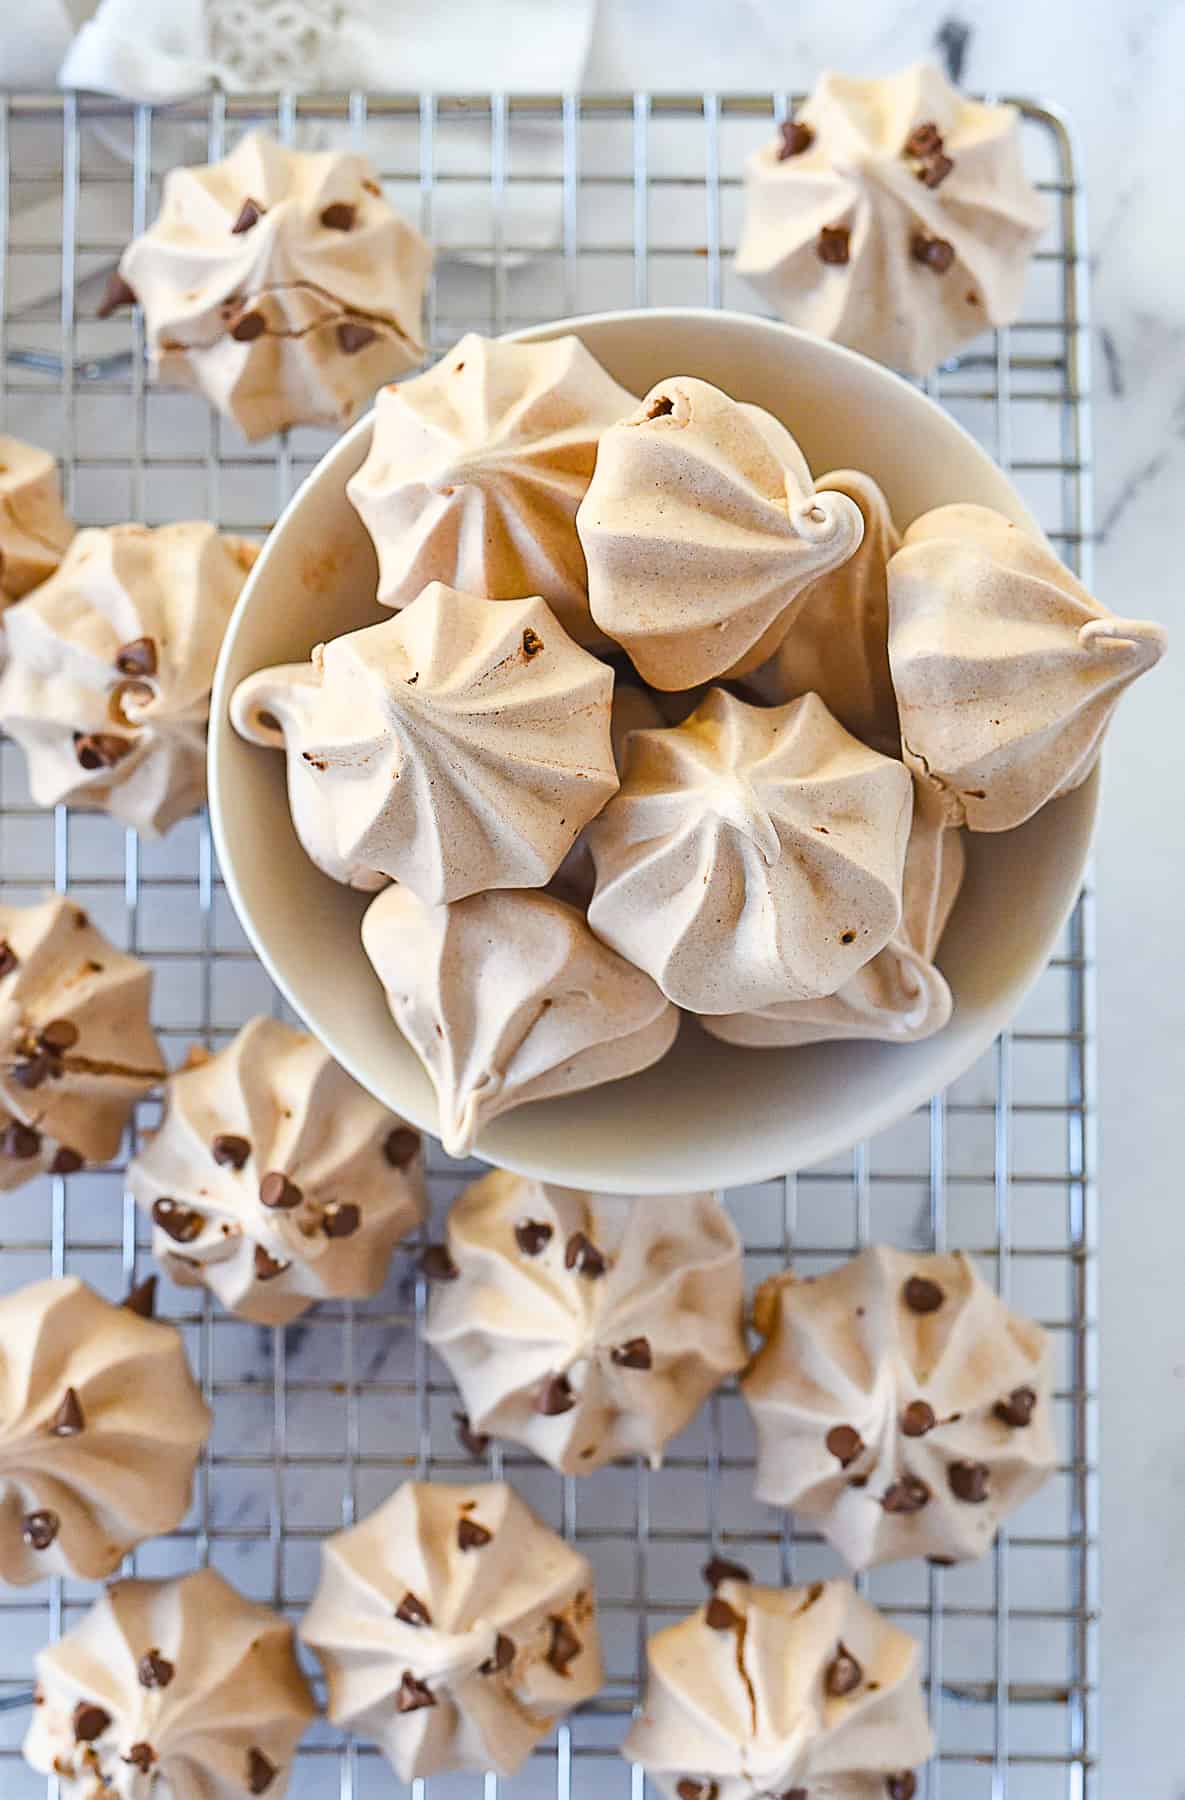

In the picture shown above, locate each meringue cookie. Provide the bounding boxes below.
[361,883,679,1158]
[0,522,254,835]
[0,895,165,1190]
[623,1573,933,1799]
[24,1568,315,1798]
[736,61,1049,376]
[347,332,637,645]
[0,1275,209,1585]
[110,130,431,439]
[423,1169,746,1472]
[888,503,1167,831]
[751,468,902,755]
[743,1246,1056,1569]
[300,1478,603,1781]
[128,1015,424,1326]
[231,583,617,903]
[576,377,865,688]
[586,688,913,1015]
[0,435,73,603]
[701,776,962,1048]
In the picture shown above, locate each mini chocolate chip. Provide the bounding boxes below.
[152,1199,204,1244]
[419,1243,458,1282]
[781,1791,808,1800]
[481,1632,515,1674]
[702,1555,751,1588]
[231,311,266,342]
[246,1747,278,1793]
[50,1387,85,1436]
[320,202,356,231]
[848,1474,869,1489]
[97,271,137,317]
[74,731,133,771]
[322,1202,361,1239]
[564,1232,606,1278]
[23,1509,59,1549]
[231,197,265,234]
[115,637,158,678]
[73,1702,111,1742]
[994,1385,1037,1428]
[817,224,851,265]
[675,1782,718,1800]
[0,940,19,978]
[840,929,857,945]
[882,1476,931,1515]
[804,1581,825,1606]
[454,1410,489,1457]
[948,1459,990,1504]
[521,626,544,659]
[546,1614,581,1674]
[395,1591,431,1627]
[886,1775,917,1800]
[50,1146,84,1175]
[362,178,381,196]
[903,122,944,159]
[826,1424,864,1467]
[778,118,814,159]
[928,1555,958,1568]
[903,1275,944,1314]
[12,1054,50,1090]
[646,394,675,418]
[919,152,955,188]
[457,1516,492,1551]
[395,1669,436,1713]
[259,1171,302,1211]
[824,1642,863,1697]
[137,1649,174,1690]
[610,1336,652,1370]
[40,1019,79,1052]
[3,1119,41,1158]
[910,232,956,273]
[212,1133,250,1170]
[122,1275,157,1318]
[514,1218,553,1256]
[253,1244,289,1282]
[902,1400,937,1438]
[383,1126,421,1168]
[123,1743,155,1773]
[705,1596,740,1631]
[336,320,377,354]
[534,1372,575,1416]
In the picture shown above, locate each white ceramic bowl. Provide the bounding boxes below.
[209,309,1097,1194]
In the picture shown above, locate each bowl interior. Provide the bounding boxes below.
[209,309,1096,1193]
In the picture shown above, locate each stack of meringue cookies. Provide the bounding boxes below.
[0,59,1166,1800]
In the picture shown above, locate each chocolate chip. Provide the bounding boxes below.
[994,1385,1037,1428]
[886,1775,918,1800]
[824,1642,863,1697]
[419,1243,458,1282]
[395,1670,436,1713]
[73,1702,111,1742]
[259,1171,302,1211]
[646,394,675,418]
[50,1387,85,1436]
[23,1509,59,1550]
[521,626,544,659]
[115,637,157,678]
[212,1133,250,1170]
[137,1649,174,1690]
[781,1792,808,1800]
[817,224,851,265]
[74,731,133,770]
[457,1516,492,1551]
[231,311,266,342]
[2,1120,41,1158]
[903,1275,944,1314]
[0,940,18,978]
[826,1424,864,1467]
[395,1591,431,1627]
[882,1476,931,1515]
[362,178,381,196]
[50,1146,84,1175]
[231,197,265,234]
[253,1244,289,1282]
[534,1372,575,1415]
[322,1202,361,1239]
[40,1019,79,1052]
[676,1783,718,1800]
[123,1743,155,1773]
[481,1632,515,1674]
[778,118,815,159]
[514,1218,553,1256]
[546,1614,581,1674]
[910,232,956,273]
[702,1555,751,1588]
[948,1459,990,1504]
[98,271,137,317]
[12,1054,51,1090]
[454,1410,489,1457]
[336,321,377,354]
[705,1595,740,1630]
[122,1275,157,1318]
[919,152,955,188]
[320,202,356,231]
[610,1336,652,1370]
[903,122,944,159]
[246,1747,278,1793]
[564,1232,605,1278]
[152,1198,204,1244]
[902,1400,937,1438]
[928,1555,958,1568]
[383,1126,421,1168]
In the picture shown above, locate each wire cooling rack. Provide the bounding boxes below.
[0,92,1097,1799]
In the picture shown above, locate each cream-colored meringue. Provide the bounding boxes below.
[113,129,431,439]
[0,895,164,1190]
[576,377,865,688]
[0,1275,209,1585]
[623,1574,933,1799]
[743,1246,1056,1569]
[737,61,1049,376]
[702,775,962,1047]
[0,435,73,603]
[361,883,679,1158]
[347,332,637,645]
[751,468,902,755]
[25,1568,315,1798]
[586,688,913,1014]
[0,523,253,835]
[888,502,1167,831]
[231,582,617,902]
[128,1015,424,1326]
[300,1478,603,1781]
[423,1169,746,1472]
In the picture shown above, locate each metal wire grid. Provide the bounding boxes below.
[0,91,1097,1799]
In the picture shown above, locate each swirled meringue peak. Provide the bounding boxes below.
[586,687,913,1015]
[128,1015,424,1326]
[361,883,679,1159]
[576,376,864,688]
[0,894,165,1190]
[231,582,617,902]
[623,1573,933,1800]
[743,1246,1056,1569]
[0,1275,210,1584]
[24,1567,315,1799]
[111,130,431,439]
[0,523,253,835]
[423,1168,746,1472]
[736,61,1049,376]
[0,434,73,604]
[347,332,637,644]
[702,775,962,1048]
[300,1478,603,1781]
[888,503,1168,830]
